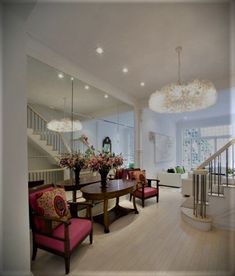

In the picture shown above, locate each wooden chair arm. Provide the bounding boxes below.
[68,201,93,219]
[147,178,160,188]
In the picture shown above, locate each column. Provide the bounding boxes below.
[1,3,35,275]
[134,105,143,168]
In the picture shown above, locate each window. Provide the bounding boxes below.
[182,125,232,170]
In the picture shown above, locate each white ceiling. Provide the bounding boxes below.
[27,56,132,118]
[27,2,230,102]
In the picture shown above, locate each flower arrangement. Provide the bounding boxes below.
[59,152,87,170]
[88,152,123,173]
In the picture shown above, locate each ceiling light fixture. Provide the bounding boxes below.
[149,46,217,113]
[47,78,82,133]
[140,82,145,87]
[122,67,128,73]
[96,47,104,54]
[58,73,64,79]
[84,85,90,90]
[104,94,109,99]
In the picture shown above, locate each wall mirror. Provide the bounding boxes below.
[27,56,134,182]
[102,137,112,153]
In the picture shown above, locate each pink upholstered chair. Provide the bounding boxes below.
[129,170,160,207]
[29,184,93,274]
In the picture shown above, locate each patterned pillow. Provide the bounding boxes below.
[36,188,71,230]
[129,170,147,188]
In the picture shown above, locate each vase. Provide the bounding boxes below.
[99,169,109,188]
[74,165,81,186]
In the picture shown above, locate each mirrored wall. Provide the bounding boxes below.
[27,56,134,177]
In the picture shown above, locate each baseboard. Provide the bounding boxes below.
[0,271,34,276]
[159,184,181,188]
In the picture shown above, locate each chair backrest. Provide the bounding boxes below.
[29,184,70,233]
[28,180,45,189]
[128,169,147,188]
[29,184,55,232]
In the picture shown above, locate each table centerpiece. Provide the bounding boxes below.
[88,152,124,188]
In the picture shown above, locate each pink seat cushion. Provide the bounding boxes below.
[35,218,92,252]
[134,187,158,198]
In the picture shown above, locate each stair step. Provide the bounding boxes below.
[181,207,212,231]
[208,193,225,198]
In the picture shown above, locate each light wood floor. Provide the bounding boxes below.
[31,187,235,276]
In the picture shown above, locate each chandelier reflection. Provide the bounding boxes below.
[47,77,82,132]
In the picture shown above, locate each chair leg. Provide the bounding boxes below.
[142,198,144,208]
[89,230,93,244]
[32,244,37,260]
[129,193,132,201]
[65,257,70,274]
[157,193,159,203]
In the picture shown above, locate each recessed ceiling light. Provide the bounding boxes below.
[104,94,109,99]
[70,77,74,81]
[96,47,104,54]
[140,82,145,87]
[122,67,128,73]
[84,85,90,90]
[58,73,64,79]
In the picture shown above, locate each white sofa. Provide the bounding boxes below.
[157,172,188,188]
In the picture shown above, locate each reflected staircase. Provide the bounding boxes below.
[27,105,70,183]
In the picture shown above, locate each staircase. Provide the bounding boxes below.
[27,105,70,160]
[27,105,71,182]
[181,138,235,231]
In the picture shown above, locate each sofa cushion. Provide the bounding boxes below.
[175,166,184,174]
[167,168,175,173]
[35,218,92,252]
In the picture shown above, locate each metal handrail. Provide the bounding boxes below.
[197,138,235,169]
[27,104,71,154]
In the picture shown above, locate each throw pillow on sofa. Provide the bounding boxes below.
[167,168,175,173]
[175,166,185,174]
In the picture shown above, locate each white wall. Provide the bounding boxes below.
[28,141,57,170]
[141,108,176,178]
[73,114,134,166]
[0,3,3,273]
[1,4,34,276]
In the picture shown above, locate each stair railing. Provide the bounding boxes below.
[27,105,71,155]
[193,169,208,218]
[28,168,66,184]
[196,138,235,197]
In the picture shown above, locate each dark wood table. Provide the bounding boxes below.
[58,175,101,202]
[81,179,139,233]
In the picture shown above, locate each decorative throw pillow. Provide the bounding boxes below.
[36,188,71,230]
[175,166,184,174]
[129,170,147,188]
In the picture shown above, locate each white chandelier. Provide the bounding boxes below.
[47,118,82,132]
[47,77,82,132]
[149,47,217,113]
